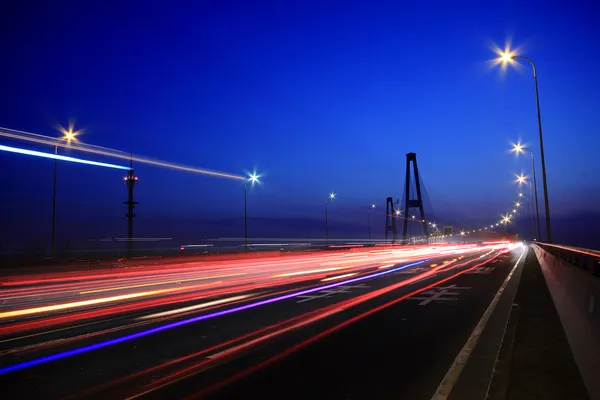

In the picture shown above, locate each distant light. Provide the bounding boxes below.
[395,210,400,215]
[411,215,415,219]
[500,51,514,63]
[516,174,527,184]
[371,204,376,209]
[248,172,260,184]
[58,123,81,144]
[511,142,525,154]
[518,192,524,197]
[329,192,336,200]
[0,144,131,171]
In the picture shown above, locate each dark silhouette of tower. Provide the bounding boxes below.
[403,152,428,242]
[385,197,398,242]
[123,158,138,253]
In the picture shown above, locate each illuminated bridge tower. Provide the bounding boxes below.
[385,197,398,242]
[402,152,428,242]
[123,157,139,252]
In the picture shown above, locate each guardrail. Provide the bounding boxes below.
[531,241,600,399]
[534,242,600,278]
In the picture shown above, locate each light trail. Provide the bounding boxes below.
[187,250,507,399]
[0,259,426,375]
[0,144,131,170]
[138,294,254,319]
[273,267,344,277]
[119,254,493,397]
[0,126,245,180]
[79,272,246,294]
[0,287,184,319]
[321,273,357,282]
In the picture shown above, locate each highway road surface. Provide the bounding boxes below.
[0,242,526,399]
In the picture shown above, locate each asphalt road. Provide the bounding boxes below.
[0,242,524,399]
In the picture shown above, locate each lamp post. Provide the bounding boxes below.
[368,204,375,245]
[325,192,335,247]
[502,51,552,242]
[512,143,541,240]
[516,174,536,241]
[51,129,77,257]
[244,173,259,251]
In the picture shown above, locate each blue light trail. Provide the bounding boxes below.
[0,259,425,374]
[0,144,132,171]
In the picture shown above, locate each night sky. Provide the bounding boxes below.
[1,1,599,251]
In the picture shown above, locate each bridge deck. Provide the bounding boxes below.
[489,249,589,400]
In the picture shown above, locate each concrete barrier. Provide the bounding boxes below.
[532,243,600,400]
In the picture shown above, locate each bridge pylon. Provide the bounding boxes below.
[385,197,398,242]
[402,152,428,242]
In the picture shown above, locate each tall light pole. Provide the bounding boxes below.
[516,174,536,240]
[244,172,259,251]
[368,204,375,245]
[502,51,552,242]
[512,143,541,240]
[325,192,335,247]
[51,128,77,257]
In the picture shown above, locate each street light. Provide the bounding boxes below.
[501,50,552,243]
[325,192,335,246]
[51,127,79,257]
[515,173,536,240]
[368,204,375,245]
[244,172,260,250]
[512,142,541,240]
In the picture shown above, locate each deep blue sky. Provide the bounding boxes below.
[1,1,599,249]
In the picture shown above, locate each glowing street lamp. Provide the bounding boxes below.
[325,192,336,246]
[244,172,260,250]
[501,49,552,242]
[51,126,81,257]
[368,204,376,244]
[512,142,541,240]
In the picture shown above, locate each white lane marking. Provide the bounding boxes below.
[408,286,471,306]
[431,247,527,400]
[206,306,344,360]
[137,294,253,320]
[465,266,496,274]
[395,266,429,275]
[295,284,369,303]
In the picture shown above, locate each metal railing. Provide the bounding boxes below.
[534,242,600,278]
